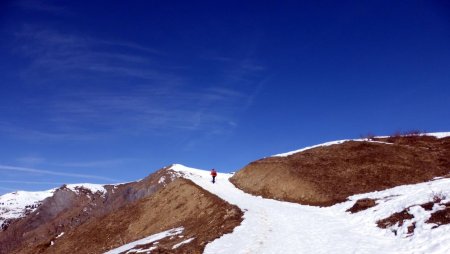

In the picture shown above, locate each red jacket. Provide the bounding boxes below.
[211,170,217,176]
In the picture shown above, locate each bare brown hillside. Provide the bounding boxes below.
[3,178,242,254]
[230,135,450,206]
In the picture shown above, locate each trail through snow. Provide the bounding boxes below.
[171,164,450,254]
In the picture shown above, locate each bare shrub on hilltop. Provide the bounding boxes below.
[360,133,376,141]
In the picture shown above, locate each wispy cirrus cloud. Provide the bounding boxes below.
[14,155,129,170]
[0,121,101,141]
[0,180,64,185]
[45,86,245,133]
[0,85,246,141]
[14,26,170,82]
[5,25,266,142]
[16,156,46,166]
[0,186,17,192]
[0,165,118,182]
[52,158,132,168]
[16,0,66,14]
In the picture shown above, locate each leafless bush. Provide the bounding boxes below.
[360,132,376,140]
[431,191,446,203]
[392,130,402,138]
[389,129,426,138]
[403,130,425,136]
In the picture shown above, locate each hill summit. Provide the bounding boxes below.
[231,133,450,206]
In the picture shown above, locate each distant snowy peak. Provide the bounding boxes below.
[272,132,450,157]
[0,183,107,230]
[0,189,55,230]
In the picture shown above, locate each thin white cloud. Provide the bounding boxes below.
[96,39,163,55]
[0,180,63,185]
[15,26,170,81]
[7,26,266,142]
[0,186,17,192]
[0,121,101,141]
[42,85,246,134]
[16,156,46,166]
[53,158,131,168]
[16,0,66,13]
[0,165,118,182]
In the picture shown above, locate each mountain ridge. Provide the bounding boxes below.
[1,132,450,253]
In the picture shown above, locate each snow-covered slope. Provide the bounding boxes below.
[0,189,54,229]
[338,177,450,244]
[0,183,106,230]
[273,132,450,157]
[169,164,450,254]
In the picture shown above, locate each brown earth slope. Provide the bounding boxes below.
[3,178,242,254]
[230,135,450,206]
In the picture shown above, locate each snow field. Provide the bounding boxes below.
[170,164,450,254]
[0,189,55,226]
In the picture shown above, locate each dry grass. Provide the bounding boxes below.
[231,135,450,206]
[346,198,377,213]
[427,203,450,228]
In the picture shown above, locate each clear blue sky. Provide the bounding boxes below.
[1,0,449,194]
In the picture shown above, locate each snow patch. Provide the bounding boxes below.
[103,227,184,254]
[131,246,157,253]
[172,237,195,249]
[426,132,450,138]
[339,177,450,238]
[66,184,106,196]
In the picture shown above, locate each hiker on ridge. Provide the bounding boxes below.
[211,169,217,183]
